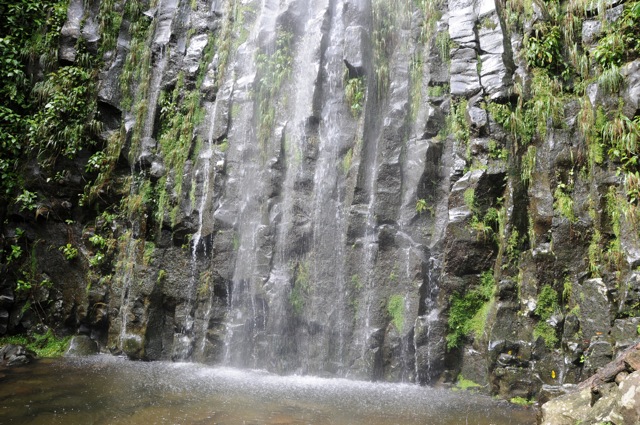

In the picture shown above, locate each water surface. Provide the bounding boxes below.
[0,356,537,424]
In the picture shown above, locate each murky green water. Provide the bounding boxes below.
[0,356,537,424]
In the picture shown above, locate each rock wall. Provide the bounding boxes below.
[2,0,640,401]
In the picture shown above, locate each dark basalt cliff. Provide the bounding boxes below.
[2,0,640,404]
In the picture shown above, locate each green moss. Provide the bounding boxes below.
[143,241,155,266]
[387,294,405,332]
[510,396,534,406]
[536,285,558,319]
[521,146,537,185]
[342,148,353,174]
[463,188,475,211]
[0,329,71,358]
[456,375,481,390]
[157,269,167,284]
[290,258,310,314]
[435,30,451,63]
[427,84,448,97]
[447,271,495,349]
[351,274,363,290]
[534,321,558,348]
[450,99,470,145]
[534,285,559,348]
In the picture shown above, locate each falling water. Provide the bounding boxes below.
[176,0,447,383]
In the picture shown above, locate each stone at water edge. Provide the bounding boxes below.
[0,344,37,366]
[541,343,640,424]
[65,335,99,357]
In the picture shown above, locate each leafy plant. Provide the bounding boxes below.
[89,251,106,268]
[345,76,365,117]
[29,65,101,166]
[16,190,38,211]
[7,244,23,264]
[416,198,430,215]
[89,234,107,250]
[59,244,78,261]
[488,139,508,161]
[524,22,564,74]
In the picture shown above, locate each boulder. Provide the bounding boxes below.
[542,343,640,424]
[65,335,99,357]
[0,344,37,366]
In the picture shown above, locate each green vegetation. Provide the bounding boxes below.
[416,198,433,216]
[387,294,405,332]
[455,375,481,390]
[427,84,448,97]
[351,274,363,290]
[510,396,535,406]
[0,329,71,357]
[447,271,495,349]
[553,182,576,223]
[533,285,559,348]
[450,99,470,144]
[463,188,475,210]
[342,148,353,174]
[524,14,564,74]
[345,76,366,117]
[256,29,293,147]
[488,139,508,161]
[29,65,101,167]
[290,258,310,314]
[435,30,451,64]
[59,244,78,261]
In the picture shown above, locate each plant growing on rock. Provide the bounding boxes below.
[533,285,559,348]
[345,76,365,117]
[290,258,310,315]
[387,294,405,331]
[59,244,78,261]
[447,271,495,349]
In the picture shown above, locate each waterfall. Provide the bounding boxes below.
[108,0,447,382]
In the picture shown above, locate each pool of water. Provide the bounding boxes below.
[0,356,537,424]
